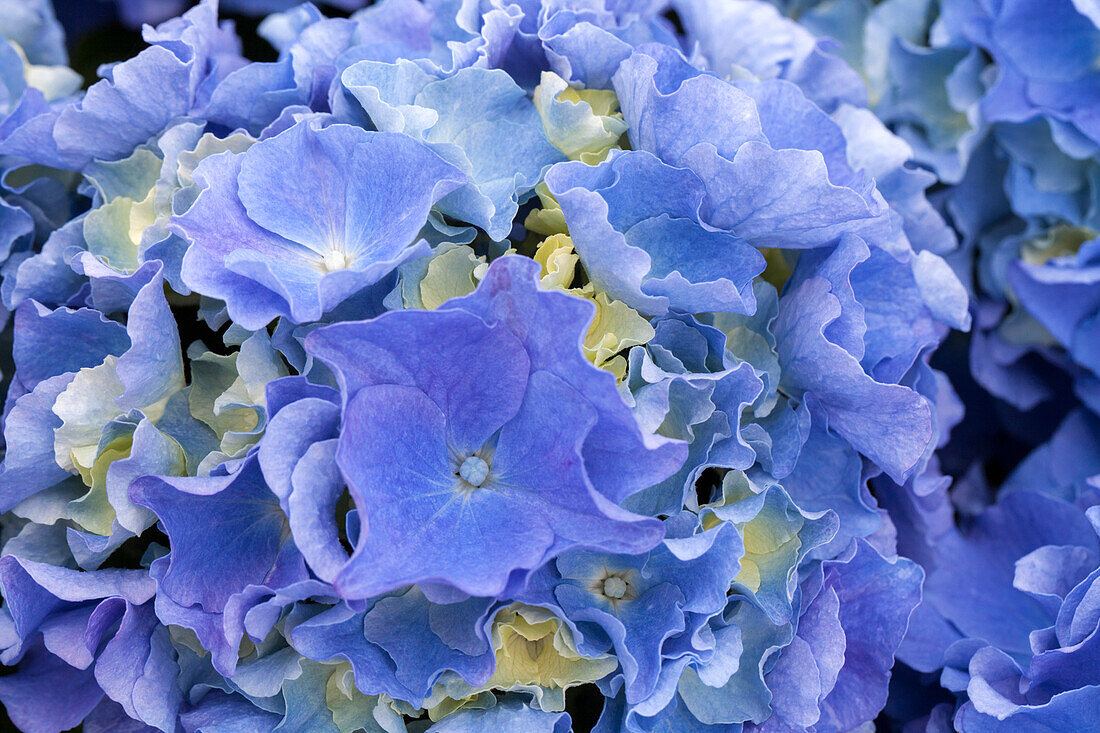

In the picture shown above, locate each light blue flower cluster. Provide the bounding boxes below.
[106,0,369,28]
[761,0,1100,729]
[0,0,1034,730]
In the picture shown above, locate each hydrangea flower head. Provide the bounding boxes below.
[173,118,465,329]
[306,255,684,598]
[0,0,1014,730]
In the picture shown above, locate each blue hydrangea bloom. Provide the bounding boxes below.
[546,150,765,316]
[0,0,1018,730]
[26,1,244,169]
[341,60,565,240]
[612,43,896,252]
[305,256,683,598]
[519,514,742,706]
[173,118,464,329]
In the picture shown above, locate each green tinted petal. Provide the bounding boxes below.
[534,71,628,164]
[420,244,482,309]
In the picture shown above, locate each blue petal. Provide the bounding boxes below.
[174,120,462,328]
[547,151,764,315]
[131,456,306,612]
[343,62,563,239]
[774,275,932,482]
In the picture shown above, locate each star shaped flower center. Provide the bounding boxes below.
[458,455,490,488]
[590,570,638,606]
[602,576,628,599]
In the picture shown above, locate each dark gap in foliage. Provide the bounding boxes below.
[0,322,13,420]
[694,466,725,507]
[98,525,170,571]
[225,12,278,63]
[879,661,957,731]
[404,707,431,727]
[336,488,356,554]
[56,1,305,87]
[67,23,149,89]
[171,299,234,385]
[660,7,685,36]
[929,329,1072,492]
[565,682,605,732]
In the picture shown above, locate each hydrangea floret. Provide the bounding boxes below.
[7,0,1086,730]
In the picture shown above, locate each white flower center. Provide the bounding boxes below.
[321,249,350,272]
[459,456,490,487]
[602,576,628,600]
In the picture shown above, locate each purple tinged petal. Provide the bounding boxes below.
[147,567,236,677]
[179,691,282,733]
[333,382,551,599]
[115,270,184,412]
[0,376,71,504]
[925,491,1099,659]
[491,370,665,556]
[235,122,463,262]
[130,457,305,611]
[288,604,416,703]
[0,556,154,641]
[816,541,924,730]
[308,308,530,453]
[361,587,494,698]
[174,149,295,330]
[775,276,933,482]
[93,603,182,733]
[258,395,341,505]
[83,697,161,733]
[54,45,192,165]
[287,438,349,583]
[264,375,339,416]
[1015,545,1098,602]
[0,640,104,733]
[442,256,687,504]
[174,120,463,328]
[39,604,101,670]
[9,302,128,394]
[757,586,845,731]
